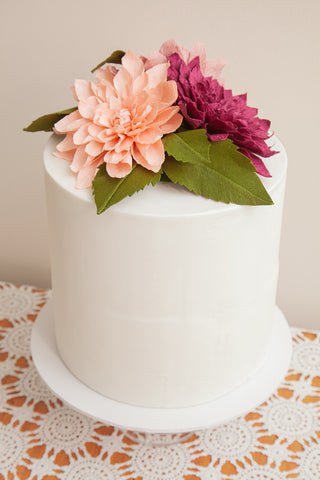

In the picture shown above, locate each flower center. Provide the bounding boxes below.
[113,108,132,133]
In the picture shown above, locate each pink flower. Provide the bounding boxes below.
[54,51,182,188]
[168,54,276,176]
[144,39,225,81]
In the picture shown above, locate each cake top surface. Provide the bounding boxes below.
[44,134,286,217]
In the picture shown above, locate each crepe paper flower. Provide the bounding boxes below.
[144,39,225,82]
[54,51,182,188]
[168,53,276,176]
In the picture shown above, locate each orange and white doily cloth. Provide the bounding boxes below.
[0,281,320,480]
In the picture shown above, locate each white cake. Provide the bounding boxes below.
[44,134,287,408]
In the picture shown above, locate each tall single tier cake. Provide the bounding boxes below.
[44,134,286,408]
[25,39,288,409]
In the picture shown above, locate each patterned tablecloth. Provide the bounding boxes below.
[0,281,319,480]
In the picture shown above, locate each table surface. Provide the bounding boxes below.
[0,281,319,480]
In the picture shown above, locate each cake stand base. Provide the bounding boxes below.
[31,299,292,434]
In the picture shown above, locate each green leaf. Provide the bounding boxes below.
[92,163,162,214]
[163,138,273,206]
[91,50,126,73]
[160,171,172,183]
[162,129,211,166]
[23,107,77,132]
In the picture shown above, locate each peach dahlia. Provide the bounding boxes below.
[54,51,182,188]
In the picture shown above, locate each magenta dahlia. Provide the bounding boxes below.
[167,53,276,176]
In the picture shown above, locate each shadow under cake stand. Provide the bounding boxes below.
[31,298,292,435]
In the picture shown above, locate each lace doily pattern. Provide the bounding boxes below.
[0,282,319,480]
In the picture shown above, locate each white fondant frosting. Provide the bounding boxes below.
[44,134,287,408]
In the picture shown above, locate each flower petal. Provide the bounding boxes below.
[146,63,168,88]
[207,132,229,141]
[104,150,127,164]
[160,39,225,80]
[53,149,75,163]
[74,79,95,101]
[114,135,133,152]
[122,51,144,80]
[205,58,226,79]
[144,51,167,70]
[105,151,132,178]
[136,126,163,145]
[93,104,114,127]
[70,145,87,173]
[160,80,178,105]
[54,110,85,133]
[239,150,271,177]
[88,124,105,138]
[76,163,99,189]
[78,97,100,120]
[73,123,92,145]
[159,39,189,64]
[133,72,148,96]
[155,105,181,126]
[56,133,75,152]
[103,134,119,150]
[159,39,179,57]
[95,65,117,85]
[159,112,183,134]
[189,42,207,70]
[85,140,104,157]
[114,66,133,99]
[133,140,164,172]
[109,96,122,112]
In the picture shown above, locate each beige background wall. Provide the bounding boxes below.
[1,0,319,329]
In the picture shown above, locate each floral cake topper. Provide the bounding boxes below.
[25,40,277,213]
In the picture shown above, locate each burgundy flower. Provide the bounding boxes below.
[168,53,277,176]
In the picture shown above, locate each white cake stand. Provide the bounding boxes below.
[31,299,292,434]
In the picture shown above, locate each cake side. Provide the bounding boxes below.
[44,136,287,408]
